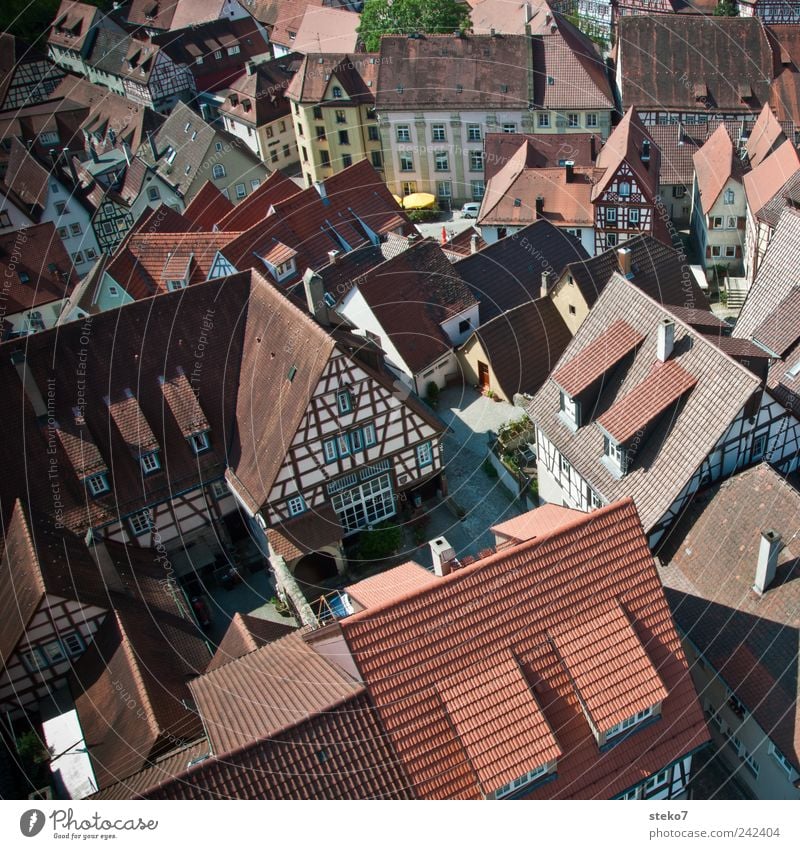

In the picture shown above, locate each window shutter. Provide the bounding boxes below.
[737,217,745,230]
[705,246,712,259]
[736,245,742,258]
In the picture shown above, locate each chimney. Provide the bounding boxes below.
[754,529,782,594]
[564,160,574,183]
[656,317,675,362]
[302,268,329,325]
[641,139,651,164]
[430,537,455,577]
[535,195,544,216]
[84,529,124,593]
[11,351,47,418]
[63,147,79,184]
[470,233,479,254]
[327,249,340,265]
[540,270,553,298]
[146,130,159,161]
[407,231,419,245]
[618,246,632,277]
[524,2,533,22]
[314,179,327,200]
[590,134,596,161]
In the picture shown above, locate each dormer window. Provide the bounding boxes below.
[606,706,653,741]
[603,435,628,476]
[140,451,160,474]
[85,472,110,496]
[167,279,187,291]
[492,764,550,799]
[559,390,580,430]
[189,431,210,454]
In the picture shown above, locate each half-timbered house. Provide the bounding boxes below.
[528,273,800,548]
[591,108,666,253]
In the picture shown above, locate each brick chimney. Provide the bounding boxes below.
[328,249,340,265]
[564,160,574,183]
[535,195,544,216]
[617,246,632,277]
[754,529,781,594]
[470,233,479,254]
[656,318,675,362]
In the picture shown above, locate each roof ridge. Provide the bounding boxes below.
[342,498,638,624]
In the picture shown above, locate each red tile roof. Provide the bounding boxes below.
[483,132,599,182]
[346,561,437,611]
[107,392,160,454]
[292,7,360,54]
[491,503,584,544]
[206,613,295,672]
[181,181,234,229]
[693,123,743,212]
[340,499,709,799]
[592,108,659,202]
[551,318,644,397]
[746,103,787,169]
[751,285,800,356]
[597,359,698,444]
[744,139,800,220]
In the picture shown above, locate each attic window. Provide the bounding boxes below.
[287,365,297,382]
[332,86,343,98]
[140,451,160,475]
[396,84,404,94]
[85,472,110,496]
[559,390,580,430]
[184,122,191,133]
[456,84,463,93]
[493,764,549,799]
[189,431,210,454]
[603,435,628,476]
[547,76,555,86]
[19,271,30,284]
[500,84,508,93]
[606,707,653,741]
[165,147,177,165]
[513,198,521,207]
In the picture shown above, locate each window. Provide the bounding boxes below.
[332,86,343,98]
[86,248,97,260]
[589,489,603,509]
[371,151,383,169]
[214,49,223,59]
[86,472,109,496]
[619,181,631,197]
[145,185,161,202]
[21,648,46,672]
[560,454,571,480]
[297,122,304,136]
[469,150,483,171]
[724,245,736,258]
[41,640,67,665]
[72,251,84,264]
[108,286,119,298]
[399,152,414,172]
[604,435,626,473]
[644,770,670,792]
[396,125,411,142]
[568,113,579,128]
[467,124,481,141]
[140,452,160,474]
[606,706,653,740]
[606,234,618,247]
[364,423,376,446]
[368,125,380,142]
[712,215,723,229]
[471,180,485,200]
[337,389,352,413]
[432,124,446,141]
[189,431,210,454]
[711,245,722,257]
[58,226,68,239]
[337,434,351,457]
[316,125,326,141]
[606,207,617,223]
[55,201,67,215]
[502,123,516,133]
[769,743,795,777]
[321,150,331,167]
[210,480,228,499]
[343,154,355,168]
[586,113,598,127]
[283,144,291,158]
[324,439,338,463]
[338,129,349,145]
[212,164,226,179]
[437,181,452,198]
[331,472,395,532]
[458,319,471,334]
[724,188,735,204]
[494,764,548,799]
[350,429,363,452]
[287,495,306,516]
[251,179,261,190]
[434,151,449,171]
[559,391,579,427]
[629,209,640,225]
[313,106,323,120]
[235,183,247,199]
[0,210,10,228]
[128,510,152,535]
[417,442,433,468]
[538,112,550,128]
[62,632,84,656]
[335,109,346,125]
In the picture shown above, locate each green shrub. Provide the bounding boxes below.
[426,381,440,407]
[407,208,439,223]
[358,520,403,561]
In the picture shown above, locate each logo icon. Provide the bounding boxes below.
[20,810,45,837]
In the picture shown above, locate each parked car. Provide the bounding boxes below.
[461,202,480,218]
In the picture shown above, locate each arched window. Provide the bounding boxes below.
[212,164,226,179]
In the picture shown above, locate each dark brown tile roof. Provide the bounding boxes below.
[618,16,772,115]
[658,462,800,771]
[0,34,64,111]
[592,108,659,202]
[552,318,644,397]
[190,629,361,755]
[0,221,78,316]
[455,220,587,323]
[126,0,179,30]
[597,359,698,444]
[219,54,301,127]
[751,286,800,357]
[49,1,99,52]
[766,25,800,131]
[349,239,478,374]
[377,33,532,111]
[160,371,209,436]
[93,689,413,799]
[4,137,49,210]
[341,499,709,799]
[441,226,486,259]
[285,52,377,104]
[266,502,343,561]
[553,234,710,313]
[531,276,761,533]
[215,169,302,231]
[734,207,800,339]
[472,298,572,399]
[71,596,210,789]
[206,613,295,672]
